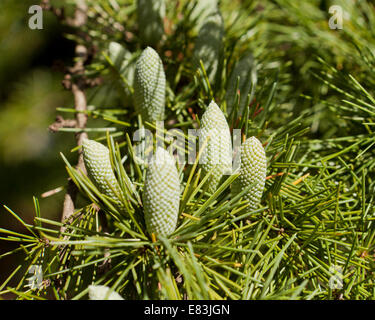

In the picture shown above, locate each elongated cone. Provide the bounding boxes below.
[88,285,124,300]
[232,137,267,210]
[190,0,218,29]
[199,100,232,193]
[134,46,166,122]
[82,139,125,213]
[108,42,134,78]
[193,10,224,88]
[225,52,257,115]
[137,0,165,46]
[143,148,180,237]
[108,42,136,103]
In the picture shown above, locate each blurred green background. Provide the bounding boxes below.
[0,0,77,293]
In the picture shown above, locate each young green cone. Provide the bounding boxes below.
[134,46,166,122]
[143,147,180,237]
[193,10,224,88]
[88,285,124,300]
[199,100,232,193]
[108,41,134,78]
[225,51,257,115]
[82,139,125,213]
[232,136,267,210]
[108,41,136,103]
[137,0,165,46]
[190,0,218,30]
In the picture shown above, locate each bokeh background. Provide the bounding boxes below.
[0,0,76,294]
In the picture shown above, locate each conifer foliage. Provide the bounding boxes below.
[1,0,374,301]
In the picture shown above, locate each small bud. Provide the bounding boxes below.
[232,137,267,210]
[82,139,125,213]
[134,47,166,122]
[199,101,232,193]
[143,148,180,237]
[88,285,124,300]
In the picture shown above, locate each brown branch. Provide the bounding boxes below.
[59,44,89,234]
[41,1,91,298]
[49,115,77,132]
[41,186,64,198]
[42,0,90,234]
